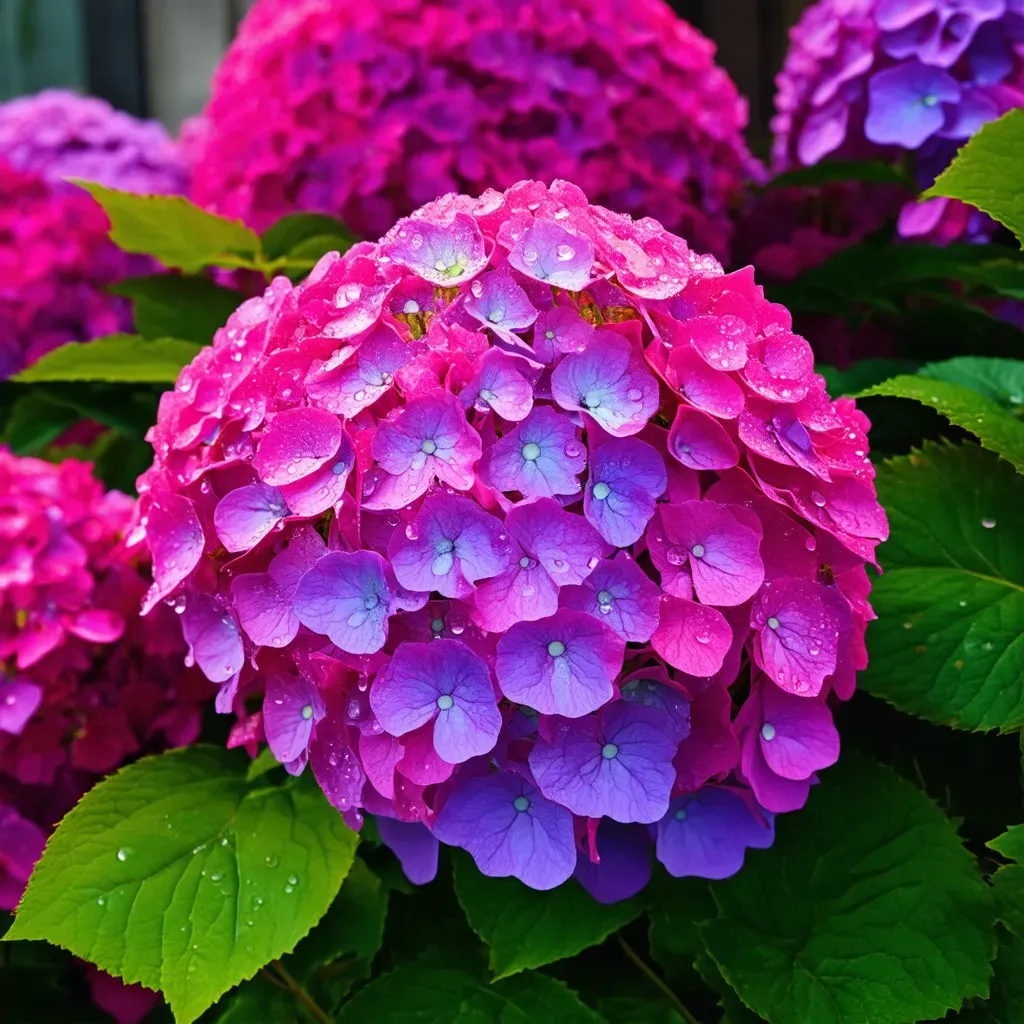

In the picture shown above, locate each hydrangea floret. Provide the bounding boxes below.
[0,89,187,196]
[0,161,137,379]
[137,179,887,895]
[772,0,1024,243]
[185,0,760,260]
[0,451,209,910]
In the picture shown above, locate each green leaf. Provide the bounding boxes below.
[110,275,242,344]
[924,108,1024,246]
[646,873,716,978]
[452,852,643,979]
[989,826,1024,939]
[246,746,282,783]
[863,442,1024,731]
[335,963,607,1023]
[260,213,354,260]
[13,335,201,384]
[964,930,1024,1023]
[283,857,388,983]
[819,358,920,398]
[763,159,914,191]
[6,746,357,1024]
[858,375,1024,473]
[211,975,298,1024]
[2,393,78,453]
[919,357,1024,414]
[701,755,996,1024]
[74,181,261,272]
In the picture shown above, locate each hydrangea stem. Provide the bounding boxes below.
[264,960,332,1024]
[617,934,703,1024]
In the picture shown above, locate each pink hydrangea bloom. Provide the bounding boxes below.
[0,451,210,912]
[185,0,760,260]
[138,179,887,894]
[0,89,187,196]
[771,0,1024,244]
[0,161,136,379]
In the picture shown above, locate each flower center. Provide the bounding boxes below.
[513,796,531,812]
[521,442,542,461]
[547,640,566,657]
[675,809,687,821]
[420,438,438,455]
[601,743,619,759]
[592,482,610,501]
[431,617,445,633]
[301,704,313,720]
[437,694,454,711]
[363,594,380,611]
[761,722,776,741]
[767,616,780,630]
[691,543,705,558]
[519,556,532,569]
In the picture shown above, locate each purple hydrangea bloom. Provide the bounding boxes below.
[138,179,886,894]
[772,0,1024,243]
[187,0,761,262]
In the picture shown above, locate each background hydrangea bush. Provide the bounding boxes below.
[185,0,760,260]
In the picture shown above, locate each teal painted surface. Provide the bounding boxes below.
[0,0,86,100]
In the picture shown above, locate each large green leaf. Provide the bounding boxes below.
[2,393,79,454]
[924,108,1024,246]
[6,747,357,1024]
[13,334,201,384]
[989,826,1024,938]
[110,275,242,344]
[864,442,1024,731]
[260,212,355,260]
[334,963,607,1023]
[452,853,642,980]
[859,376,1024,472]
[701,756,996,1024]
[74,181,261,272]
[919,357,1024,413]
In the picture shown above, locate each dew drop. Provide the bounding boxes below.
[981,517,997,529]
[116,848,129,862]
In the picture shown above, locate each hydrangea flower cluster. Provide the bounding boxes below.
[0,161,138,379]
[137,180,887,895]
[185,0,759,260]
[0,451,209,910]
[0,89,187,196]
[772,0,1024,244]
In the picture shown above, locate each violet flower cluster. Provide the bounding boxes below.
[0,452,209,910]
[0,89,187,196]
[0,160,138,380]
[772,0,1024,244]
[184,0,759,261]
[137,179,887,895]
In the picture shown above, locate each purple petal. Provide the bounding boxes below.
[751,580,845,696]
[293,550,394,654]
[465,271,539,335]
[306,321,410,417]
[181,593,244,684]
[267,526,327,596]
[376,817,439,885]
[574,822,652,905]
[263,674,325,765]
[759,684,839,780]
[797,98,849,165]
[231,572,299,648]
[214,482,289,553]
[142,492,204,612]
[532,307,595,361]
[370,640,501,764]
[656,787,774,880]
[473,545,561,632]
[507,220,595,290]
[0,679,42,735]
[480,405,586,499]
[461,349,535,422]
[382,212,487,286]
[277,440,354,517]
[652,596,733,678]
[561,555,661,643]
[254,407,343,487]
[585,438,667,546]
[507,497,608,586]
[431,771,576,891]
[387,493,509,600]
[529,703,678,823]
[620,675,691,742]
[310,713,365,814]
[668,348,745,419]
[865,64,960,148]
[495,610,624,717]
[551,333,658,437]
[668,405,739,471]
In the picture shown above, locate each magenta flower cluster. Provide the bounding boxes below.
[0,89,187,196]
[0,161,138,380]
[773,0,1024,243]
[0,452,209,909]
[184,0,759,261]
[137,180,887,895]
